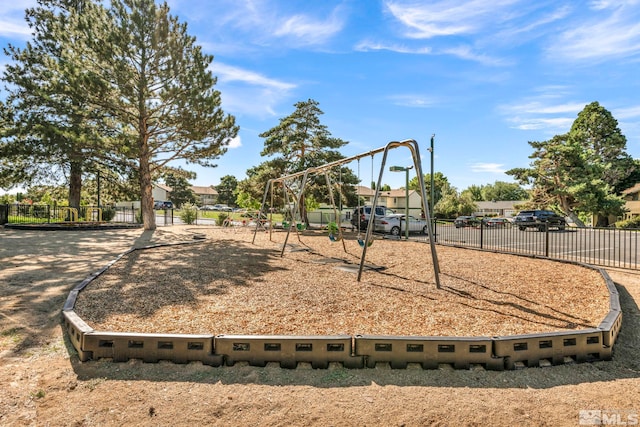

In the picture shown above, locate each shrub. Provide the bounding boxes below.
[180,203,198,225]
[101,207,116,222]
[614,216,640,229]
[217,213,229,226]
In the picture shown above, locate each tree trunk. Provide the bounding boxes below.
[299,194,309,226]
[68,160,82,211]
[139,125,156,230]
[559,197,585,227]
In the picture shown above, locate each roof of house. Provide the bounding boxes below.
[154,183,218,196]
[622,183,640,195]
[475,200,527,210]
[356,186,417,198]
[191,185,218,196]
[379,189,418,198]
[356,185,375,196]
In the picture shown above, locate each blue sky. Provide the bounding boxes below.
[2,0,640,191]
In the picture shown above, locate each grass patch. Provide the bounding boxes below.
[0,327,23,350]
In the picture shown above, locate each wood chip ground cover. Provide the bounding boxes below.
[74,228,610,337]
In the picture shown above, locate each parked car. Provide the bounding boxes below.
[483,217,512,228]
[454,215,480,228]
[154,201,173,210]
[351,205,395,230]
[375,214,429,236]
[212,204,233,211]
[514,209,566,231]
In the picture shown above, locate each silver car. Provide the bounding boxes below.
[375,214,429,236]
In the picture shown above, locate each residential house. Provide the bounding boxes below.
[474,201,526,218]
[152,183,219,207]
[152,183,172,203]
[356,185,423,217]
[621,183,640,220]
[191,186,218,206]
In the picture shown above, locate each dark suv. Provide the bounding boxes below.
[514,210,566,231]
[351,205,395,230]
[454,215,480,228]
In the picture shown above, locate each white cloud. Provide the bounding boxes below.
[441,45,512,66]
[505,101,587,116]
[384,0,522,39]
[0,20,31,38]
[227,136,242,149]
[273,10,345,46]
[470,163,507,173]
[211,62,297,118]
[498,95,587,132]
[546,2,640,62]
[0,0,36,39]
[613,105,640,120]
[182,0,346,49]
[354,40,432,54]
[212,63,296,92]
[388,94,437,108]
[508,117,575,131]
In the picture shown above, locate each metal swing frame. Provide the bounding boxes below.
[252,139,441,287]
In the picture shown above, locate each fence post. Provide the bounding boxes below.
[0,204,8,225]
[480,219,484,249]
[432,219,437,242]
[544,222,550,257]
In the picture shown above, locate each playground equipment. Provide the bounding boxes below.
[58,207,78,222]
[253,138,441,287]
[85,207,103,222]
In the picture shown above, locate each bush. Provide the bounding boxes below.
[614,216,640,229]
[101,207,116,222]
[180,203,198,225]
[217,213,229,226]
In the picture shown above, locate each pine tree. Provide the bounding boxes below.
[1,0,125,208]
[82,0,238,229]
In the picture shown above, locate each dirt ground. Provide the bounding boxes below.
[1,225,639,426]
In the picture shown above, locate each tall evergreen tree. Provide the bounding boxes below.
[164,172,196,208]
[568,101,636,195]
[1,0,126,208]
[507,102,630,226]
[81,0,238,229]
[480,181,528,201]
[2,0,238,229]
[252,99,358,224]
[216,175,238,207]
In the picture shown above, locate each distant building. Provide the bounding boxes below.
[191,186,218,206]
[153,183,172,203]
[621,183,640,220]
[153,183,219,206]
[474,201,527,218]
[355,185,423,217]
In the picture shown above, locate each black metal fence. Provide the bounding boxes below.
[0,204,140,225]
[427,220,639,270]
[3,204,637,270]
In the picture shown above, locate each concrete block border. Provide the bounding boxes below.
[62,241,622,370]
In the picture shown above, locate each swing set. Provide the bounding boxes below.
[252,139,441,287]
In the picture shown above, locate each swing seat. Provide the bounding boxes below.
[357,237,373,247]
[297,223,306,231]
[328,233,341,242]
